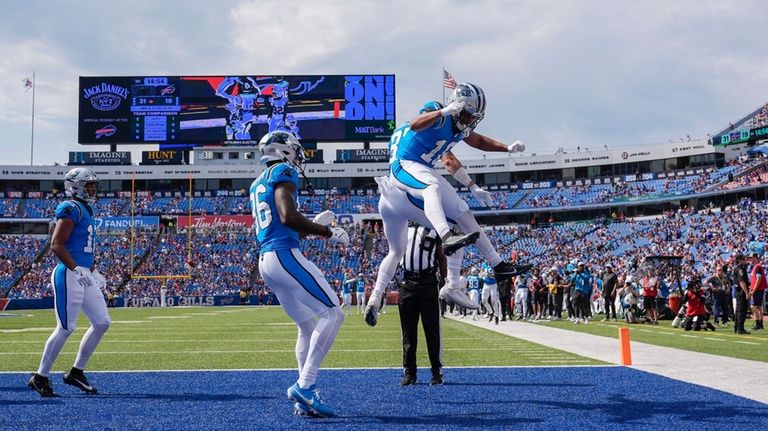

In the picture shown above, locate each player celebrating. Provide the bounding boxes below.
[250,131,349,417]
[386,83,529,305]
[28,168,111,397]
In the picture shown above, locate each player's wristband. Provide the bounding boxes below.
[452,167,472,187]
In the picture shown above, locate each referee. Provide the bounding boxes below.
[399,222,446,386]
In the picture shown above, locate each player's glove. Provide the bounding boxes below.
[312,210,336,227]
[470,184,494,207]
[507,140,526,153]
[91,269,107,289]
[364,304,379,327]
[328,227,350,245]
[440,100,466,117]
[72,266,94,288]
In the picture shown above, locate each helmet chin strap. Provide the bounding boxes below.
[279,155,315,195]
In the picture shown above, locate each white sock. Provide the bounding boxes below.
[73,323,109,370]
[423,184,450,238]
[298,308,344,389]
[295,318,318,377]
[446,249,464,287]
[458,212,502,266]
[37,327,73,377]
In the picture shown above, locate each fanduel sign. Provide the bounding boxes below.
[95,216,159,230]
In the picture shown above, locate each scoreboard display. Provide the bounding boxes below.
[79,75,396,145]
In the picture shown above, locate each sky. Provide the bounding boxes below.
[0,0,767,166]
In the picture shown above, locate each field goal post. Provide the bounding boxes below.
[129,172,193,306]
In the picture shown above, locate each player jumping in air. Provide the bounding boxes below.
[29,168,111,397]
[367,83,530,316]
[250,131,349,417]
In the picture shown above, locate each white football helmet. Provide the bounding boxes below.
[64,167,99,205]
[258,130,306,168]
[446,82,486,135]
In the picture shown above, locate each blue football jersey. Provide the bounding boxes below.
[483,275,497,286]
[250,163,300,253]
[389,102,465,168]
[356,278,366,293]
[342,280,352,294]
[467,275,481,291]
[55,200,96,268]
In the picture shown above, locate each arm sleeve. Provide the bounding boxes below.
[419,101,443,114]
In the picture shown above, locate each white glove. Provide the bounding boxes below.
[328,227,350,245]
[91,269,107,289]
[470,184,494,207]
[440,100,466,117]
[507,140,526,153]
[72,266,94,287]
[312,210,336,227]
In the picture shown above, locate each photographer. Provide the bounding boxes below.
[680,278,716,331]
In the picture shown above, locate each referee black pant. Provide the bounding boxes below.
[399,278,443,376]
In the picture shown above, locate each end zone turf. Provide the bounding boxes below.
[1,367,766,430]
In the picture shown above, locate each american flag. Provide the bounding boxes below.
[22,77,34,93]
[442,69,457,89]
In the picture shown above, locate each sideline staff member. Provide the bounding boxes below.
[398,222,447,386]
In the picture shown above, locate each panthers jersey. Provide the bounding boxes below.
[389,101,465,168]
[356,278,366,293]
[467,275,481,291]
[250,163,300,253]
[483,275,497,287]
[342,280,352,294]
[55,199,96,268]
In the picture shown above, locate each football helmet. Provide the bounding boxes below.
[64,167,99,205]
[446,83,486,135]
[258,131,306,168]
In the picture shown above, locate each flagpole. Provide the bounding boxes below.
[442,67,445,104]
[30,71,35,166]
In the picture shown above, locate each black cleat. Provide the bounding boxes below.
[63,368,98,395]
[736,329,751,335]
[441,230,479,256]
[493,261,534,283]
[429,373,444,385]
[400,372,417,386]
[28,373,59,398]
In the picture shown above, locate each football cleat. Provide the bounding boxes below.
[493,261,534,283]
[429,373,444,385]
[293,402,320,417]
[287,383,336,417]
[63,368,98,395]
[364,304,379,327]
[441,230,479,256]
[439,282,479,310]
[28,373,59,398]
[400,372,417,386]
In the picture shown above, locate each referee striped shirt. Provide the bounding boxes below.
[402,224,438,273]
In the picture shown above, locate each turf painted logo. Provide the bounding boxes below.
[83,83,129,111]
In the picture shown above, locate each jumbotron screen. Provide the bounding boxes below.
[78,75,396,145]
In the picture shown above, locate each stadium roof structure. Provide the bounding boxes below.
[711,101,768,146]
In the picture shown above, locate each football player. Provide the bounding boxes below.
[29,168,111,397]
[250,131,348,417]
[385,83,530,302]
[355,273,366,315]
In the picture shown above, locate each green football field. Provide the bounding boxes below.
[0,307,602,372]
